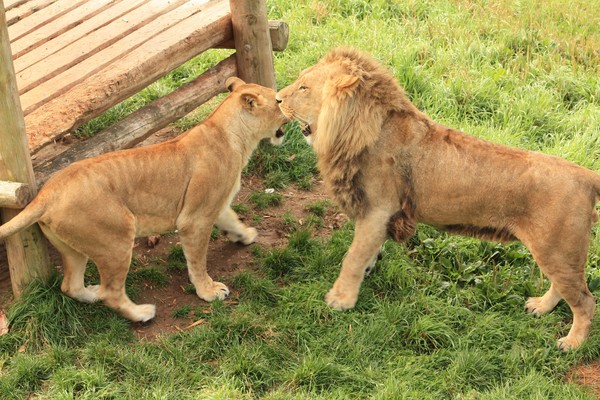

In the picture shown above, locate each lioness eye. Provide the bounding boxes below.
[299,85,308,91]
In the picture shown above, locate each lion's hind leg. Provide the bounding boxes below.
[521,225,595,351]
[215,207,257,245]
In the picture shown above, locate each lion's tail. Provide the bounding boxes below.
[0,200,44,240]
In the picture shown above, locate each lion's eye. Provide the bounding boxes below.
[299,85,308,91]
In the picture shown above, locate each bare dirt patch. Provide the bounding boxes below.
[568,360,600,399]
[130,178,339,340]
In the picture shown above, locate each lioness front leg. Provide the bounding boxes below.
[178,222,230,302]
[215,207,257,245]
[326,210,389,310]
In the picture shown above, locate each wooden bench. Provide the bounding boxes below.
[0,0,288,297]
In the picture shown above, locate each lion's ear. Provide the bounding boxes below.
[240,92,260,110]
[333,74,359,92]
[226,77,246,92]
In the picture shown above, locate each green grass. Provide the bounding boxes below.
[249,191,284,211]
[2,0,600,398]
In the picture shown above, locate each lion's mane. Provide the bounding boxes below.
[314,48,417,218]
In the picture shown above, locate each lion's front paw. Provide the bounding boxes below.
[226,227,258,245]
[557,336,581,352]
[325,287,358,311]
[525,296,554,317]
[197,281,230,302]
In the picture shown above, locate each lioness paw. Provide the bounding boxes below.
[197,281,230,302]
[65,285,101,304]
[82,285,101,303]
[240,227,258,245]
[325,288,358,311]
[226,227,258,245]
[130,304,157,322]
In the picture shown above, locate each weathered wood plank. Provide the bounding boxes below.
[5,0,55,26]
[229,0,276,89]
[13,0,146,74]
[4,0,27,11]
[11,0,115,59]
[25,0,232,151]
[217,20,288,52]
[7,0,86,43]
[35,55,237,183]
[0,3,51,297]
[16,0,188,95]
[0,181,31,209]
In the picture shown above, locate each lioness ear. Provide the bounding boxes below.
[240,92,260,110]
[226,77,246,92]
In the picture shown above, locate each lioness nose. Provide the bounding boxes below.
[275,97,282,104]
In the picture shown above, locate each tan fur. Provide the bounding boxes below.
[277,47,600,351]
[0,78,288,322]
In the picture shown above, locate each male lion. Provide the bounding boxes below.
[0,77,288,322]
[276,47,600,350]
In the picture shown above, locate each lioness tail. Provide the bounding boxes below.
[0,201,44,240]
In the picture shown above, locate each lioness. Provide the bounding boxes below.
[276,47,600,350]
[0,77,288,322]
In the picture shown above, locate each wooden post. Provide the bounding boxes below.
[0,1,51,297]
[0,181,32,208]
[229,0,276,89]
[216,20,289,52]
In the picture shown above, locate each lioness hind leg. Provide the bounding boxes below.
[215,207,257,245]
[326,210,389,310]
[39,225,99,303]
[94,252,156,322]
[61,251,101,304]
[179,223,230,302]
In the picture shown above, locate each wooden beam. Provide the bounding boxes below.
[5,0,55,26]
[11,0,116,60]
[0,1,51,297]
[216,20,289,52]
[35,55,238,183]
[0,181,31,209]
[18,0,189,105]
[8,0,88,44]
[24,0,232,152]
[13,0,147,73]
[229,0,276,89]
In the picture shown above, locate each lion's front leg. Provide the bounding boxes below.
[215,207,257,245]
[326,210,389,310]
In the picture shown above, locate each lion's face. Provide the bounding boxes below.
[276,63,343,145]
[226,77,289,146]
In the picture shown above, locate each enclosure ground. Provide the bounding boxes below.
[1,130,599,397]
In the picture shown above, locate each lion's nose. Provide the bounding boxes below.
[275,97,282,104]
